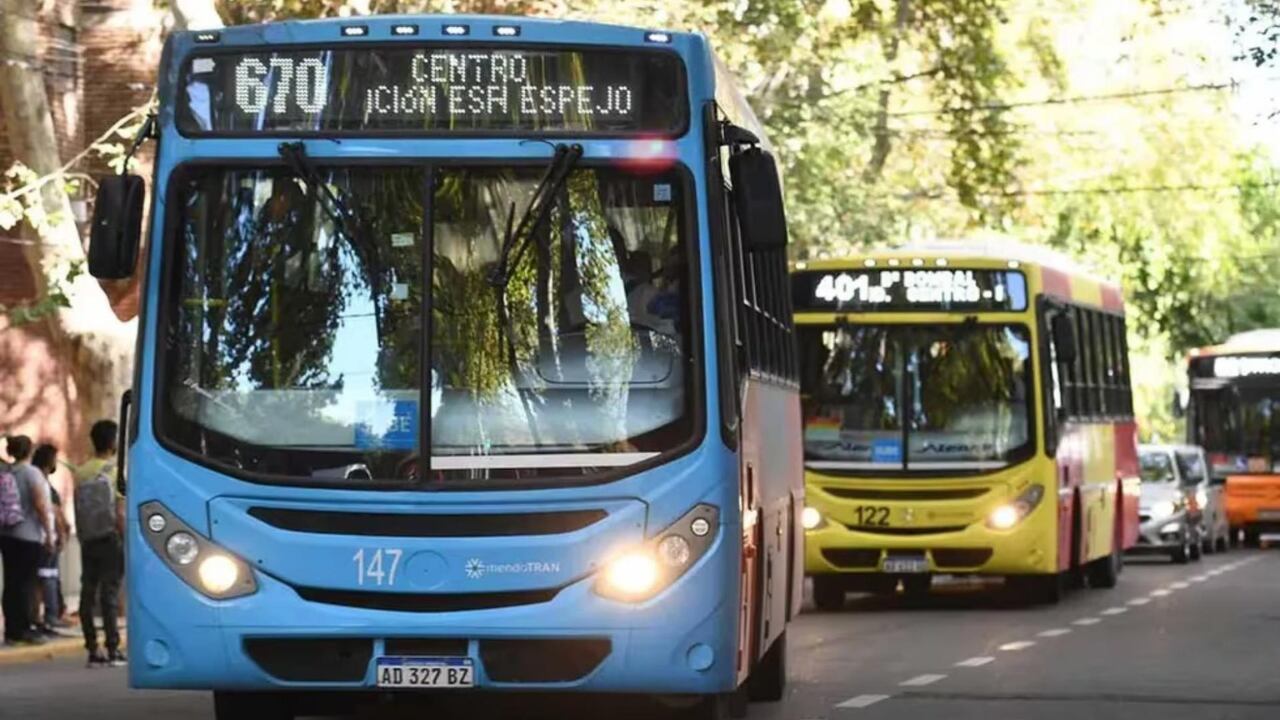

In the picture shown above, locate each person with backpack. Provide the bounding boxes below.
[32,443,70,636]
[1,435,56,646]
[74,420,126,668]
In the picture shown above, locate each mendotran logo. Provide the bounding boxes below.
[464,559,562,580]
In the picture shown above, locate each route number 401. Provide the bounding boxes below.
[352,548,403,587]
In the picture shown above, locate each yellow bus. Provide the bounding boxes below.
[793,244,1141,606]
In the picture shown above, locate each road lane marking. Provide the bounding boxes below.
[900,674,947,687]
[1073,617,1101,626]
[1101,607,1128,615]
[837,694,891,709]
[1151,589,1171,597]
[1037,628,1071,637]
[955,656,995,667]
[999,641,1035,651]
[1128,597,1151,606]
[1190,575,1208,582]
[1170,581,1190,589]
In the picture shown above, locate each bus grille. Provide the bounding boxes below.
[293,586,562,613]
[479,638,611,683]
[821,487,990,501]
[244,638,372,682]
[930,548,994,568]
[845,524,969,536]
[248,507,607,537]
[821,548,881,569]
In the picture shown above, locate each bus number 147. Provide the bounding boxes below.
[352,548,403,587]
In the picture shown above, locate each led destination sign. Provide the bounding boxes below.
[792,268,1028,312]
[179,46,686,134]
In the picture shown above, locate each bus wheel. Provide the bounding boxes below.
[213,692,293,720]
[812,577,846,612]
[1086,548,1120,589]
[748,630,787,702]
[1244,529,1261,547]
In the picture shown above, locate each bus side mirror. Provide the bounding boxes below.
[1171,388,1187,418]
[88,174,146,280]
[729,147,788,251]
[1051,313,1077,367]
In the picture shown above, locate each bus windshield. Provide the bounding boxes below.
[1192,387,1280,475]
[798,324,1033,473]
[160,164,692,485]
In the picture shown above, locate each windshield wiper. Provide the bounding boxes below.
[488,143,583,290]
[486,143,583,450]
[277,141,358,243]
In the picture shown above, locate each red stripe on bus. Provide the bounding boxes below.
[1100,284,1125,313]
[1041,266,1071,299]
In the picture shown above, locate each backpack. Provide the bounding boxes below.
[74,463,119,542]
[0,465,23,528]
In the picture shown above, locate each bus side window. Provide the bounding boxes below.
[1099,313,1115,416]
[1045,305,1069,426]
[1117,316,1133,416]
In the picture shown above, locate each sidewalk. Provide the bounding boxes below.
[0,616,127,666]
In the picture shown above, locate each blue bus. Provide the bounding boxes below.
[88,15,802,719]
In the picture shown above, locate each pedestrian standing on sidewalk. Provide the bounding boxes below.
[32,443,70,635]
[74,420,127,668]
[1,435,57,647]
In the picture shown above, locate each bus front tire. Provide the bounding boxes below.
[1244,529,1261,547]
[812,577,846,612]
[748,630,787,702]
[213,692,293,720]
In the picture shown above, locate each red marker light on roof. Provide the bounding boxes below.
[619,138,677,173]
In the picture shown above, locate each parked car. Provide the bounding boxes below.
[1132,444,1221,563]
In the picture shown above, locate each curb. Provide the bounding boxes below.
[0,632,127,666]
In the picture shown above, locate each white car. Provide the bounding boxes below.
[1133,444,1228,562]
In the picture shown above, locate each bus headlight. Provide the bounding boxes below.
[165,532,200,565]
[986,485,1045,530]
[603,552,661,596]
[596,504,719,603]
[140,501,257,600]
[198,555,241,595]
[802,506,825,531]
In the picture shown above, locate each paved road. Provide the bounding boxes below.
[4,549,1278,720]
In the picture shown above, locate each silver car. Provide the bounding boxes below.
[1133,445,1226,562]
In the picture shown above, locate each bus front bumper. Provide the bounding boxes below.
[803,517,1055,577]
[128,543,738,694]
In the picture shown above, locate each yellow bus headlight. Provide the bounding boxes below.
[986,485,1045,530]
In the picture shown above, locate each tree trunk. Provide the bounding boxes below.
[0,0,135,454]
[171,0,225,30]
[863,0,911,183]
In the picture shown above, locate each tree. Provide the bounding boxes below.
[0,0,136,439]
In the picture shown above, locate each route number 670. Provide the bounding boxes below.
[352,548,404,587]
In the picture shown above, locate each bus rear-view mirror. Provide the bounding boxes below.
[729,147,788,251]
[1051,313,1078,367]
[88,174,146,280]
